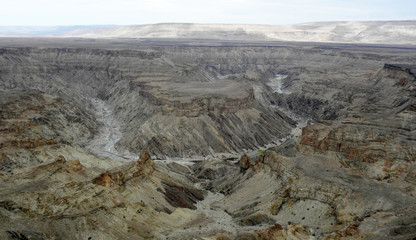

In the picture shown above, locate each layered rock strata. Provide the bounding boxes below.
[0,77,415,239]
[185,150,416,239]
[298,64,416,188]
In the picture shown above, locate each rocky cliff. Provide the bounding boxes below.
[2,40,416,158]
[297,64,416,198]
[0,39,416,239]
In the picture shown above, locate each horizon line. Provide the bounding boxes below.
[1,19,416,27]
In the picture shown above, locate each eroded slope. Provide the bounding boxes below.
[1,41,416,158]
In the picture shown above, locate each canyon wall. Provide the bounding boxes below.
[1,40,415,158]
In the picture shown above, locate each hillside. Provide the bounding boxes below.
[0,38,415,239]
[1,21,416,44]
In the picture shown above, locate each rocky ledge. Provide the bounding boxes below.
[1,147,415,239]
[0,39,416,239]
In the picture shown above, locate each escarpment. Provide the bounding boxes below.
[136,84,256,117]
[298,64,416,186]
[2,41,414,158]
[1,38,416,240]
[383,64,416,81]
[1,45,300,158]
[0,90,98,146]
[112,82,295,157]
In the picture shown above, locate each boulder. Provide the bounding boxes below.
[240,153,252,170]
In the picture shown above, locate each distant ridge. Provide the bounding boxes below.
[1,21,416,44]
[0,25,117,37]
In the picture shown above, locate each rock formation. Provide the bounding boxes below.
[298,64,416,187]
[239,153,252,170]
[0,43,300,158]
[136,150,154,176]
[190,150,416,239]
[0,38,415,239]
[92,171,114,187]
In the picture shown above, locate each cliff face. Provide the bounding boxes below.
[0,90,207,239]
[134,82,256,117]
[0,40,415,159]
[0,45,300,157]
[298,64,416,184]
[0,43,301,157]
[0,39,416,240]
[0,90,98,147]
[112,84,294,157]
[299,113,416,164]
[0,90,106,172]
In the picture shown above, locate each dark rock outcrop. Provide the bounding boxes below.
[239,153,252,170]
[92,171,114,187]
[136,150,154,177]
[161,181,204,210]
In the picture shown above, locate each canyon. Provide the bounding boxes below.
[0,34,415,239]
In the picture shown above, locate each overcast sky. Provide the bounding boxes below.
[2,0,415,26]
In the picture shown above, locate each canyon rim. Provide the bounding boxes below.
[0,22,416,239]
